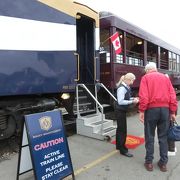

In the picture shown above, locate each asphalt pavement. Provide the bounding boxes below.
[0,102,180,180]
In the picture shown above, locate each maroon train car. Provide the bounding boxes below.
[99,11,180,93]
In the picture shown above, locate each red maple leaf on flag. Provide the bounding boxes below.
[110,32,122,54]
[115,39,120,47]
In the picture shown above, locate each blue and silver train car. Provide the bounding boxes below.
[0,0,100,139]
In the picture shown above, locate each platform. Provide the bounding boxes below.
[0,103,180,180]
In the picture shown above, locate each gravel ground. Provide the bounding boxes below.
[0,136,19,162]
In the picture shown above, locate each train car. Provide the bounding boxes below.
[0,0,99,140]
[99,12,180,95]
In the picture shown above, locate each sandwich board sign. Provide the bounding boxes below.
[17,109,74,180]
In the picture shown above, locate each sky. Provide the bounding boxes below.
[76,0,180,50]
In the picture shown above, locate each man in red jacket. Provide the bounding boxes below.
[139,62,177,172]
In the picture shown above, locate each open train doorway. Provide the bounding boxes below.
[76,13,95,84]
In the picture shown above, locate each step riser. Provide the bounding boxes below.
[77,119,115,134]
[77,117,99,125]
[103,129,116,139]
[77,124,94,136]
[77,127,116,140]
[92,121,114,133]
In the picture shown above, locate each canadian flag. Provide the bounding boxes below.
[110,32,122,54]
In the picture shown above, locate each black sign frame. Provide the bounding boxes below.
[16,109,75,180]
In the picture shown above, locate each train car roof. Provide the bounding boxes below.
[39,0,99,27]
[100,11,180,55]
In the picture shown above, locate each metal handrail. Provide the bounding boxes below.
[95,83,117,102]
[76,84,104,134]
[74,53,80,81]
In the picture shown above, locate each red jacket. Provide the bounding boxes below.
[139,71,177,113]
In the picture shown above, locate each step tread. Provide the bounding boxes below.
[73,102,92,106]
[103,126,116,133]
[75,96,88,99]
[84,113,100,118]
[91,120,108,125]
[75,109,96,114]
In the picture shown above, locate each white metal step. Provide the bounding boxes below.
[77,113,105,125]
[90,119,114,133]
[76,114,116,140]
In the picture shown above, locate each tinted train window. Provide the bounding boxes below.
[126,33,143,66]
[169,52,178,71]
[147,42,158,64]
[177,55,180,72]
[100,28,110,63]
[160,48,168,70]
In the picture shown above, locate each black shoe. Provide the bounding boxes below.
[120,152,133,157]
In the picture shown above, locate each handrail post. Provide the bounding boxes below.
[95,82,117,135]
[100,106,104,135]
[94,85,98,114]
[95,83,117,102]
[76,84,80,118]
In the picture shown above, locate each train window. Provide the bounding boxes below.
[147,42,157,64]
[169,52,173,71]
[126,33,143,66]
[172,53,177,71]
[169,52,177,71]
[116,54,123,63]
[100,28,110,63]
[173,61,176,71]
[177,55,180,72]
[160,48,168,70]
[100,52,110,63]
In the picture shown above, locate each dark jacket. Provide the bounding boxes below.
[116,84,131,112]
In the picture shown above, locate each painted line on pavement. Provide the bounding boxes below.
[73,150,118,176]
[70,134,146,177]
[71,115,180,177]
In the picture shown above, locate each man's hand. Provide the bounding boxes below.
[139,112,144,123]
[170,113,176,122]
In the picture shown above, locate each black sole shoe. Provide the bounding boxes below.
[120,152,133,157]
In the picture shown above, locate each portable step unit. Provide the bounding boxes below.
[76,83,117,140]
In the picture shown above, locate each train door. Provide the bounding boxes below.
[76,13,95,84]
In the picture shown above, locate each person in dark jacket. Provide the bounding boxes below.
[165,74,177,156]
[139,62,178,172]
[115,73,139,157]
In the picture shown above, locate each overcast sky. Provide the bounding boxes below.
[76,0,180,50]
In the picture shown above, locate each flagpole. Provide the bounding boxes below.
[100,32,122,55]
[100,36,110,45]
[100,33,120,45]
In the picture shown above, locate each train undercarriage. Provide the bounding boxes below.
[0,96,60,140]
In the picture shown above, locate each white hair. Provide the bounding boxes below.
[145,62,157,72]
